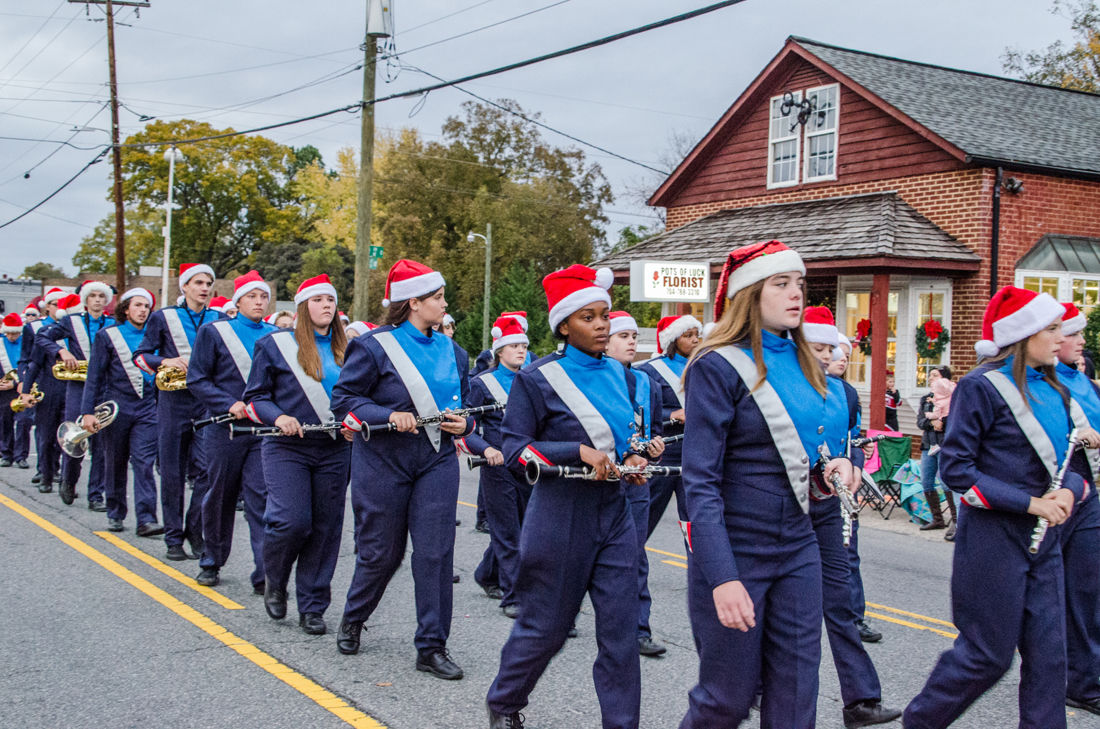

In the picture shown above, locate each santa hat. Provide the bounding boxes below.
[501,310,529,333]
[294,274,338,306]
[178,263,215,290]
[346,321,373,337]
[42,287,65,305]
[974,286,1064,358]
[76,280,113,305]
[1062,302,1087,336]
[22,304,39,317]
[232,270,270,306]
[1,313,22,334]
[58,294,83,317]
[491,315,529,352]
[120,287,155,308]
[543,264,614,332]
[801,306,839,347]
[382,259,445,308]
[832,334,852,361]
[264,312,281,325]
[176,295,185,307]
[442,313,455,327]
[609,311,638,336]
[338,311,350,324]
[701,322,716,339]
[714,240,805,319]
[656,314,703,355]
[209,296,231,313]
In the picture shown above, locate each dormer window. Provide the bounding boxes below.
[804,84,838,181]
[767,92,801,188]
[767,83,840,189]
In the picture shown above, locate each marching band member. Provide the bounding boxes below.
[439,312,456,337]
[80,288,162,535]
[243,274,351,635]
[332,260,473,679]
[19,287,66,490]
[486,265,652,729]
[209,296,231,315]
[462,315,532,619]
[678,241,854,729]
[134,263,222,561]
[605,310,668,658]
[473,310,534,376]
[38,281,115,509]
[904,286,1089,729]
[0,314,31,469]
[269,311,295,329]
[188,271,276,590]
[1054,303,1100,716]
[22,304,40,323]
[802,307,901,728]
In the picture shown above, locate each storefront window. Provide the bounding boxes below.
[915,291,947,387]
[1073,278,1100,313]
[1022,275,1060,299]
[843,291,898,386]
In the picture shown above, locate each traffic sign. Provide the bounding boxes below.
[369,259,379,270]
[369,245,384,258]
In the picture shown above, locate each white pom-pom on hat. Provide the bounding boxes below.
[594,267,613,290]
[974,339,1000,358]
[381,298,391,308]
[491,326,503,338]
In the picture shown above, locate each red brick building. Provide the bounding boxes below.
[596,37,1100,431]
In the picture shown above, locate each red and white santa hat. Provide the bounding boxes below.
[294,274,338,306]
[338,311,350,324]
[609,311,638,336]
[543,264,614,332]
[120,287,155,308]
[381,259,445,308]
[500,310,528,333]
[22,304,39,317]
[232,270,270,306]
[974,286,1064,358]
[833,334,852,361]
[1062,302,1087,336]
[802,306,839,347]
[656,314,703,355]
[209,296,231,313]
[714,240,805,319]
[42,287,66,305]
[1,313,23,334]
[345,320,377,337]
[491,315,529,352]
[442,313,455,327]
[701,321,716,339]
[76,279,113,305]
[179,263,215,290]
[58,293,84,317]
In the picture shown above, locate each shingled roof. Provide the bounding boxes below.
[594,192,980,270]
[793,37,1100,177]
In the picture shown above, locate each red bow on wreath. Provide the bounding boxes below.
[856,318,872,340]
[923,320,943,340]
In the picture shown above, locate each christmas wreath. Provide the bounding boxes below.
[915,319,950,359]
[854,318,873,356]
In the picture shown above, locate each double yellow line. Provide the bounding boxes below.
[0,492,386,729]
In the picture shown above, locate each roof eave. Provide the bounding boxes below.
[964,155,1100,183]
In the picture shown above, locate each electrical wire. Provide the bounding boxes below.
[0,0,69,79]
[0,149,107,230]
[383,0,572,59]
[401,0,503,35]
[0,135,106,151]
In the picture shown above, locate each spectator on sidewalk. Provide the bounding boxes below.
[884,371,900,431]
[917,366,957,540]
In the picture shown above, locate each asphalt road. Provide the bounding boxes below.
[1,459,1098,729]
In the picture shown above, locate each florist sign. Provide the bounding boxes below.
[629,260,710,302]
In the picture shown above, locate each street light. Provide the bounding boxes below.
[161,146,184,308]
[467,224,492,352]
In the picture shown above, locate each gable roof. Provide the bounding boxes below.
[651,37,1100,207]
[594,191,981,272]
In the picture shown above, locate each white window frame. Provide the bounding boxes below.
[802,83,839,183]
[1015,269,1100,308]
[767,91,801,190]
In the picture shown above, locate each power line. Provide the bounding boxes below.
[385,0,572,59]
[0,134,106,150]
[0,150,106,230]
[401,0,503,35]
[0,0,69,79]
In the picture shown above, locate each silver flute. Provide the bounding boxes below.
[1029,428,1080,554]
[816,444,859,548]
[524,460,681,485]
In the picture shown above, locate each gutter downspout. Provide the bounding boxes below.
[990,167,1002,297]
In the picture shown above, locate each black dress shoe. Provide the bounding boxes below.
[337,619,363,654]
[264,584,287,620]
[15,459,28,469]
[481,583,504,600]
[235,497,244,512]
[136,522,164,537]
[842,699,903,728]
[1067,695,1100,716]
[165,545,189,561]
[59,482,76,505]
[475,520,490,534]
[186,535,204,559]
[196,568,220,587]
[31,472,41,484]
[501,603,519,619]
[455,518,461,527]
[253,582,265,596]
[0,458,11,467]
[856,620,882,643]
[300,612,326,635]
[416,649,463,680]
[638,636,667,657]
[107,518,124,532]
[37,482,52,493]
[487,701,525,728]
[87,500,107,512]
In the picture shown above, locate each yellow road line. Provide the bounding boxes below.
[661,559,688,569]
[647,545,687,560]
[0,492,385,729]
[865,610,957,639]
[866,601,957,629]
[457,500,478,509]
[95,531,244,611]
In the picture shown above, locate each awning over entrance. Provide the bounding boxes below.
[594,191,981,276]
[1017,234,1100,274]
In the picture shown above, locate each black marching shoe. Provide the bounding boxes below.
[252,581,265,596]
[501,603,519,619]
[638,636,667,657]
[31,472,42,484]
[186,534,204,560]
[165,545,189,561]
[453,574,461,584]
[0,458,11,467]
[264,584,288,620]
[59,482,76,505]
[1067,695,1100,716]
[136,522,164,537]
[336,619,363,654]
[567,626,578,639]
[106,518,124,532]
[481,583,504,600]
[15,459,28,469]
[856,619,882,643]
[474,519,490,534]
[416,648,464,680]
[196,568,219,587]
[842,699,903,728]
[88,499,107,512]
[487,702,524,728]
[37,481,52,493]
[300,612,327,635]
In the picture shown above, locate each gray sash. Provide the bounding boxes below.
[212,321,253,383]
[68,315,91,359]
[374,330,443,451]
[478,371,509,406]
[0,344,13,373]
[647,357,685,407]
[105,327,144,398]
[161,308,193,360]
[1069,397,1100,483]
[714,345,811,513]
[983,370,1058,481]
[272,331,333,428]
[539,360,617,459]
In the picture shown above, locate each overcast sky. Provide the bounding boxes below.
[0,0,1073,279]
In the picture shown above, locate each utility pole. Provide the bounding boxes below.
[70,0,149,292]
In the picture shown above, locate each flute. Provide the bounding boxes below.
[230,422,343,438]
[1029,428,1080,554]
[524,460,681,485]
[192,413,236,431]
[360,402,505,441]
[816,444,859,548]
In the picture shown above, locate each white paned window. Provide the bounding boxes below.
[767,92,801,188]
[804,84,839,181]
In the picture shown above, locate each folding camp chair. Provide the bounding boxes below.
[860,435,912,520]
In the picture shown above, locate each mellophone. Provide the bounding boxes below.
[815,444,860,548]
[224,402,507,439]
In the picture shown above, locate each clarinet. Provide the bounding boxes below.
[661,433,685,445]
[524,460,681,485]
[229,422,344,438]
[467,456,489,470]
[360,402,505,441]
[191,413,236,431]
[1029,428,1080,554]
[850,434,888,449]
[816,444,859,548]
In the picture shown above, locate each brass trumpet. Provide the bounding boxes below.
[52,360,88,382]
[156,365,188,391]
[11,383,43,412]
[56,400,118,458]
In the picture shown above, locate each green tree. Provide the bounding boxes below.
[21,261,66,280]
[453,261,556,358]
[607,225,663,327]
[1003,0,1100,91]
[1083,303,1100,356]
